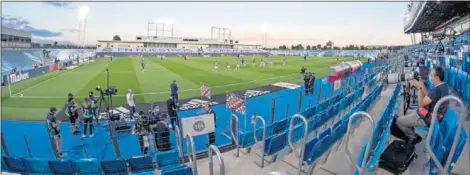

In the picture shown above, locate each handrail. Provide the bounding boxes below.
[208,145,226,175]
[251,114,266,168]
[425,95,466,175]
[1,132,9,156]
[344,111,375,175]
[230,114,240,157]
[287,114,308,175]
[185,133,198,175]
[175,125,184,162]
[24,134,33,158]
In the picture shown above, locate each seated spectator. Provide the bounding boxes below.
[396,67,449,145]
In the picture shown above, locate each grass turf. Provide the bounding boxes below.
[1,55,365,120]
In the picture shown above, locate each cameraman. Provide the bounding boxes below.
[132,111,151,154]
[65,97,80,135]
[396,67,449,145]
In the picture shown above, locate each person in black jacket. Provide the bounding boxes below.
[166,96,178,130]
[155,113,171,152]
[205,104,217,146]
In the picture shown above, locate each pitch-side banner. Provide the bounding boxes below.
[181,113,215,136]
[96,47,196,53]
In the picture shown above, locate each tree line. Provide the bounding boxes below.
[267,41,406,51]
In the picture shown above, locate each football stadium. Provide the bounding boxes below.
[1,2,469,175]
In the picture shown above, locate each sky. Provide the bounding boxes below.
[2,2,411,47]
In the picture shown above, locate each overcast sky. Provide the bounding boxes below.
[2,2,411,47]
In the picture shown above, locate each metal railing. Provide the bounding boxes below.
[425,95,467,175]
[175,125,184,162]
[287,114,308,175]
[230,114,240,157]
[185,133,198,175]
[252,114,267,168]
[208,145,226,175]
[344,111,375,175]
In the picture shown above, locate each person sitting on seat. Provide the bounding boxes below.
[396,66,449,145]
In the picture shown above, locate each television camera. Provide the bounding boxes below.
[95,86,118,96]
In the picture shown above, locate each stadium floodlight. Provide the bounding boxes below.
[261,23,269,48]
[78,5,90,20]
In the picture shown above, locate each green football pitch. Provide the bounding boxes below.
[1,56,365,120]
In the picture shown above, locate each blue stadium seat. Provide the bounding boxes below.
[128,156,154,174]
[264,132,288,156]
[1,158,8,172]
[2,156,26,174]
[155,150,179,170]
[74,158,102,175]
[48,160,75,175]
[23,158,51,174]
[331,121,344,142]
[291,125,306,143]
[273,119,287,135]
[101,159,128,175]
[305,129,331,165]
[161,165,193,175]
[466,74,470,105]
[307,117,318,133]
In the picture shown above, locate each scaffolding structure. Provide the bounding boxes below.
[211,27,232,43]
[147,21,174,38]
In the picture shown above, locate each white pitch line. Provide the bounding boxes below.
[12,74,300,99]
[14,61,113,96]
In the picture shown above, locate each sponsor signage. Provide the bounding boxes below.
[181,113,215,136]
[272,82,301,89]
[2,66,49,85]
[244,90,270,98]
[179,99,218,111]
[8,72,30,84]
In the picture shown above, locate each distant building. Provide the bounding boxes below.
[1,27,32,48]
[97,36,260,49]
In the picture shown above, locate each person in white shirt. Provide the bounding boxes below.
[127,89,136,120]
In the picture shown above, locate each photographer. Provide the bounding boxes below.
[132,111,151,154]
[396,67,449,145]
[155,113,171,152]
[309,72,315,95]
[88,92,98,120]
[300,66,306,75]
[303,72,311,95]
[46,107,65,157]
[149,104,161,130]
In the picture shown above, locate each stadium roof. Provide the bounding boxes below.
[1,27,32,38]
[404,1,470,34]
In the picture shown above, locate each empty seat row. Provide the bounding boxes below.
[2,150,193,175]
[444,66,470,106]
[237,72,377,149]
[354,84,401,173]
[258,78,383,166]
